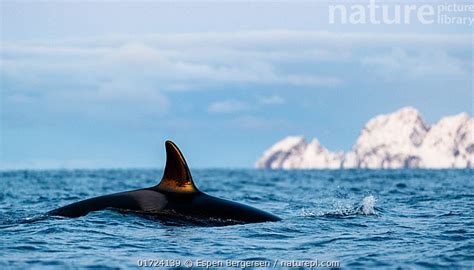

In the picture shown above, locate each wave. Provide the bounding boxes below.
[301,195,379,218]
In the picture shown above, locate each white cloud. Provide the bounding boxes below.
[257,95,285,105]
[11,31,468,49]
[1,30,471,127]
[2,36,344,89]
[361,48,470,79]
[232,116,290,130]
[208,100,250,113]
[3,31,470,95]
[208,94,285,114]
[0,159,109,170]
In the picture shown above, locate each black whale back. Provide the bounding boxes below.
[48,140,281,224]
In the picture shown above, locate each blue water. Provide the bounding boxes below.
[1,169,473,269]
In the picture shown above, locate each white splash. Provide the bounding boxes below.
[361,195,376,215]
[300,208,322,217]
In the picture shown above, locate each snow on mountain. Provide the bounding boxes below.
[419,113,473,168]
[255,136,307,169]
[299,139,344,169]
[256,107,473,169]
[254,136,344,169]
[349,107,429,169]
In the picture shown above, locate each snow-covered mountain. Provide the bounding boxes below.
[419,113,473,168]
[347,107,429,169]
[255,136,307,169]
[255,136,343,169]
[256,107,473,169]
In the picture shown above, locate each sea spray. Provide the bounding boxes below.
[360,195,376,215]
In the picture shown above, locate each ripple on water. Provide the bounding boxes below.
[0,169,472,269]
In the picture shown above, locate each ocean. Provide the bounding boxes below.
[1,169,472,269]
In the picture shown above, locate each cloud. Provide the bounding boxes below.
[3,31,470,95]
[208,100,250,113]
[257,95,285,105]
[0,159,111,170]
[9,30,468,49]
[1,30,471,128]
[360,48,470,79]
[208,94,285,114]
[232,116,291,130]
[3,77,169,128]
[2,37,343,90]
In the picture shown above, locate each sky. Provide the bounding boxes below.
[1,1,473,169]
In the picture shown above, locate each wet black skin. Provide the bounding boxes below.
[49,188,280,223]
[48,141,281,224]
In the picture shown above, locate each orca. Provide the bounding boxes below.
[48,141,281,225]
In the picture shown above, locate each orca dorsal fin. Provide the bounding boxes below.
[156,140,199,193]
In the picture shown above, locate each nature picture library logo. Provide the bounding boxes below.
[328,0,474,25]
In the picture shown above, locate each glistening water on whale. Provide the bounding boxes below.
[48,140,281,224]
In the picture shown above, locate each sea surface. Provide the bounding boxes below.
[1,169,473,269]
